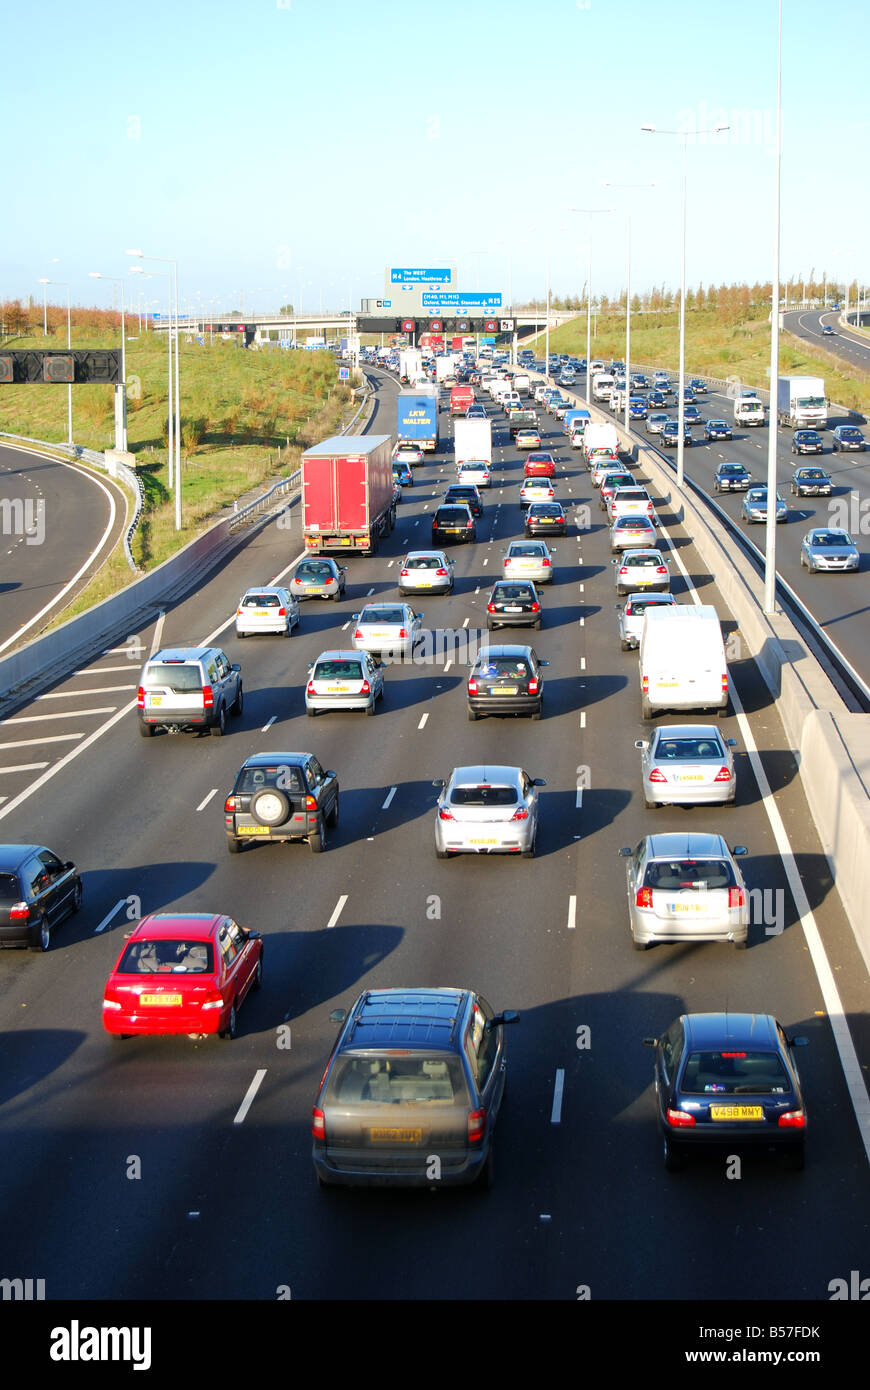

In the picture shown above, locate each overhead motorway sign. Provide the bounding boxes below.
[0,349,122,384]
[390,268,452,284]
[422,293,502,308]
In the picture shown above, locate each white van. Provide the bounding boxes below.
[639,606,728,719]
[583,421,620,462]
[592,372,615,402]
[733,396,765,426]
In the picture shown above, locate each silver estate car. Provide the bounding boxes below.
[398,550,455,595]
[235,586,300,638]
[619,832,750,949]
[799,528,860,574]
[634,724,738,808]
[434,765,546,859]
[613,549,670,596]
[306,650,385,716]
[502,540,555,584]
[351,603,424,659]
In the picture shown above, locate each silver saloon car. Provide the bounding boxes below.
[800,528,860,573]
[351,603,423,659]
[619,832,750,949]
[398,550,455,596]
[634,724,738,807]
[434,765,546,858]
[306,650,385,716]
[502,540,555,584]
[741,488,787,524]
[235,586,299,638]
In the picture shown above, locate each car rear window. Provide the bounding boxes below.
[477,657,531,678]
[407,556,442,570]
[236,764,305,795]
[360,607,405,624]
[0,873,21,901]
[645,859,736,890]
[653,737,724,760]
[297,562,333,577]
[324,1054,468,1105]
[509,545,544,557]
[144,663,203,692]
[117,939,215,974]
[681,1051,789,1095]
[626,597,672,615]
[450,786,518,807]
[314,660,364,680]
[436,508,470,523]
[493,584,533,600]
[242,593,280,607]
[626,554,661,568]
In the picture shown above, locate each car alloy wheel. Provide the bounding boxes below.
[210,705,227,737]
[252,957,263,991]
[38,918,51,952]
[221,1002,238,1040]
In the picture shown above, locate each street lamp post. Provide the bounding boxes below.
[569,208,616,405]
[89,273,128,451]
[763,0,783,615]
[601,183,661,434]
[130,266,173,489]
[127,250,182,530]
[38,278,72,444]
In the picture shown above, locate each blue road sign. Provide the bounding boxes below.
[339,367,350,380]
[391,268,451,283]
[421,292,502,308]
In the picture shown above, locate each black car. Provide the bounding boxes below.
[486,580,543,630]
[713,462,752,492]
[224,752,339,855]
[525,502,567,537]
[661,421,692,448]
[644,1012,808,1172]
[704,419,733,442]
[831,425,866,452]
[790,467,832,497]
[0,844,82,951]
[647,390,669,409]
[432,504,476,544]
[444,484,483,519]
[312,987,519,1188]
[792,430,824,455]
[467,644,548,721]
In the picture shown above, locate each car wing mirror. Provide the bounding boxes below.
[788,1036,809,1048]
[329,1009,348,1024]
[642,1037,658,1049]
[618,847,632,857]
[532,778,547,787]
[634,741,647,750]
[732,846,748,856]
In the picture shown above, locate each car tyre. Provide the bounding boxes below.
[467,707,478,722]
[531,706,542,721]
[632,938,650,951]
[306,706,317,716]
[30,917,50,952]
[138,721,154,738]
[210,705,227,737]
[521,838,536,859]
[310,822,326,853]
[641,695,653,721]
[231,684,244,717]
[227,837,243,855]
[326,795,339,828]
[365,699,376,716]
[252,956,263,991]
[435,848,449,859]
[220,1002,238,1040]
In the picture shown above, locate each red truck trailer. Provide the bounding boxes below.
[449,384,475,416]
[301,434,395,556]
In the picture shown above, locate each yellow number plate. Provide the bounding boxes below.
[369,1128,423,1143]
[140,994,182,1007]
[327,685,349,692]
[238,825,268,835]
[710,1106,764,1121]
[469,837,498,845]
[491,687,518,695]
[149,695,163,706]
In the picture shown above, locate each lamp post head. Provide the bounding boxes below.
[125,249,143,257]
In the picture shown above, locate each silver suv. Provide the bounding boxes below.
[137,647,243,738]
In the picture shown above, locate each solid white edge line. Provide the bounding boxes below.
[94,898,126,934]
[196,789,218,812]
[382,786,397,811]
[0,701,136,821]
[551,1068,565,1124]
[326,895,348,930]
[150,610,166,656]
[233,1069,267,1126]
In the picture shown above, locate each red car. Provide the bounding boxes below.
[523,451,556,478]
[102,912,263,1041]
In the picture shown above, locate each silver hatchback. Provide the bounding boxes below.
[306,650,385,716]
[352,603,423,659]
[398,550,455,596]
[619,832,750,949]
[235,586,300,638]
[434,765,546,858]
[634,724,738,807]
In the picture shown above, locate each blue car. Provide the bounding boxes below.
[704,419,733,441]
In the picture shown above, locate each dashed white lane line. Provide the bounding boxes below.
[462,617,470,629]
[1,708,117,724]
[576,786,583,810]
[444,660,453,674]
[580,657,586,671]
[366,587,375,596]
[382,786,397,811]
[0,733,84,750]
[94,898,126,934]
[567,896,577,930]
[261,715,277,732]
[551,1069,566,1124]
[233,1070,267,1126]
[37,686,136,698]
[197,789,218,812]
[327,895,348,930]
[418,712,429,730]
[73,665,138,675]
[0,762,49,774]
[580,711,586,729]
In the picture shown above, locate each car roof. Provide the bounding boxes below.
[240,751,310,768]
[131,912,225,940]
[313,649,369,660]
[682,1013,777,1050]
[0,844,47,869]
[449,765,523,784]
[343,988,469,1050]
[651,724,722,739]
[646,832,729,857]
[476,644,534,659]
[149,648,214,663]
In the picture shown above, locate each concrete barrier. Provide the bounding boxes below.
[531,371,870,967]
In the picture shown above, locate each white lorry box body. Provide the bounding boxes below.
[453,417,493,466]
[639,605,728,717]
[583,422,620,460]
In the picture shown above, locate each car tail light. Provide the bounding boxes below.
[722,674,729,694]
[728,888,745,909]
[307,681,316,695]
[528,678,539,695]
[325,577,335,585]
[656,565,667,575]
[236,608,243,617]
[435,568,447,576]
[542,558,551,567]
[438,808,454,821]
[619,566,628,576]
[777,1110,806,1129]
[666,1108,696,1128]
[9,902,30,921]
[466,520,473,528]
[511,807,529,821]
[201,995,224,1011]
[224,796,237,813]
[361,680,371,695]
[400,568,410,577]
[641,676,649,693]
[467,678,478,695]
[648,768,666,783]
[503,558,509,566]
[311,1107,326,1140]
[487,602,496,613]
[467,1107,487,1144]
[353,629,363,640]
[202,685,214,709]
[277,607,287,617]
[713,766,732,783]
[398,628,407,639]
[305,794,317,811]
[636,887,653,909]
[531,601,540,613]
[137,686,145,707]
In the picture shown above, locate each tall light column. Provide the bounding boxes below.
[764,0,783,614]
[601,183,660,434]
[89,273,128,451]
[39,278,72,444]
[131,266,173,487]
[128,250,182,529]
[569,208,616,405]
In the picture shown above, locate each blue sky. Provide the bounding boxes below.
[4,0,867,315]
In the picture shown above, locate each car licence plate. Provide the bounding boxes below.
[148,695,163,706]
[238,825,268,835]
[491,686,518,695]
[140,994,182,1007]
[668,902,706,912]
[369,1128,423,1143]
[469,837,498,845]
[327,686,349,693]
[504,606,522,613]
[710,1106,763,1121]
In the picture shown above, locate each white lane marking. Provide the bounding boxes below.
[579,583,584,592]
[197,789,218,812]
[382,786,397,810]
[0,733,83,750]
[474,586,480,595]
[462,617,470,629]
[150,609,167,655]
[261,715,277,732]
[36,686,136,697]
[580,657,586,671]
[567,896,577,930]
[483,557,488,565]
[576,786,583,809]
[233,1069,267,1126]
[0,464,118,655]
[387,560,395,569]
[580,711,586,729]
[366,587,375,596]
[551,1069,566,1124]
[0,762,49,774]
[94,898,126,934]
[327,894,348,930]
[418,712,429,730]
[73,665,139,674]
[579,617,584,627]
[341,621,350,631]
[444,660,453,674]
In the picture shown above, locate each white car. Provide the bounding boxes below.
[502,539,555,584]
[613,549,670,596]
[457,460,491,488]
[306,649,385,716]
[235,586,300,638]
[570,429,586,449]
[608,486,656,522]
[351,603,423,659]
[398,551,455,596]
[434,764,546,858]
[519,478,556,509]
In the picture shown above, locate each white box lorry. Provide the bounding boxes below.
[592,372,615,402]
[453,417,493,466]
[639,605,728,719]
[583,421,620,462]
[776,376,827,430]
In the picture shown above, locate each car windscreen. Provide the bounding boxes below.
[680,1051,789,1096]
[145,663,202,693]
[653,738,724,760]
[359,608,405,624]
[324,1054,469,1105]
[236,764,305,795]
[313,660,364,680]
[450,786,518,807]
[645,859,736,890]
[812,532,851,547]
[117,939,215,974]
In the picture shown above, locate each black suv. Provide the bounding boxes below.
[432,504,476,544]
[224,752,339,854]
[444,484,483,518]
[137,647,243,737]
[312,987,519,1189]
[0,844,82,951]
[467,644,548,721]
